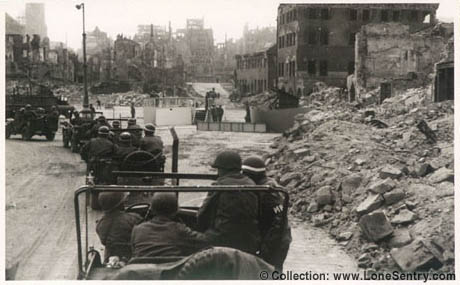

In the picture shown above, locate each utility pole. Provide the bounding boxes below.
[76,3,89,108]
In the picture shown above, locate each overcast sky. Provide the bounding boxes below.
[2,0,456,51]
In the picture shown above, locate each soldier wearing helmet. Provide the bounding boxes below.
[139,123,163,155]
[242,156,292,271]
[127,118,141,147]
[197,150,260,255]
[96,192,142,262]
[131,192,209,258]
[114,132,137,162]
[70,110,82,125]
[90,115,112,138]
[81,126,118,177]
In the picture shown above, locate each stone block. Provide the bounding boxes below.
[379,165,403,179]
[356,194,384,215]
[414,163,433,177]
[307,201,318,213]
[391,240,442,271]
[279,172,301,186]
[315,186,333,206]
[389,229,412,248]
[359,212,394,242]
[341,174,363,196]
[368,178,395,194]
[383,189,405,205]
[391,209,416,224]
[429,167,454,184]
[435,182,454,198]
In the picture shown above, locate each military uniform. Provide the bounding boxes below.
[82,136,117,161]
[127,124,142,147]
[114,145,137,162]
[96,211,142,261]
[131,215,209,258]
[197,173,260,255]
[139,135,164,154]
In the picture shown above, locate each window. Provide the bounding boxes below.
[393,10,400,21]
[293,9,297,21]
[362,9,370,21]
[308,29,317,44]
[319,60,328,76]
[381,10,389,22]
[309,8,318,19]
[308,60,316,75]
[292,32,296,45]
[278,36,283,49]
[320,29,328,45]
[349,32,356,46]
[350,9,358,21]
[411,10,418,22]
[321,9,329,20]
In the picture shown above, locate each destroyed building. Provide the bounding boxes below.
[240,24,277,54]
[176,19,215,82]
[276,3,438,96]
[25,3,47,39]
[353,22,453,102]
[112,35,141,81]
[235,44,277,94]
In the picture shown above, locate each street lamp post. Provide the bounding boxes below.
[76,3,89,108]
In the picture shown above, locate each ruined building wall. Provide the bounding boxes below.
[355,22,450,97]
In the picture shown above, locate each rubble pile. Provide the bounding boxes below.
[243,90,278,109]
[99,91,151,107]
[299,82,343,106]
[265,86,454,273]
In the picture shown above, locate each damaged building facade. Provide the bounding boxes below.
[276,3,438,96]
[235,44,277,94]
[353,22,453,102]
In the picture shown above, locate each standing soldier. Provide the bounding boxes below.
[197,150,260,255]
[242,156,292,271]
[139,123,163,155]
[111,120,122,145]
[130,102,136,119]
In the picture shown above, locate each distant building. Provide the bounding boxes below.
[25,3,47,38]
[5,13,25,35]
[276,3,439,96]
[86,26,112,56]
[235,44,277,95]
[241,24,276,54]
[177,19,214,82]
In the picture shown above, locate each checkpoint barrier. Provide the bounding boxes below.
[197,121,267,133]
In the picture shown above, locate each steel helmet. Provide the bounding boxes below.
[19,107,25,112]
[119,131,132,142]
[144,123,156,133]
[98,126,110,135]
[242,156,266,175]
[112,120,121,127]
[73,110,79,115]
[25,104,32,110]
[128,118,136,125]
[98,192,128,212]
[211,150,242,170]
[98,115,106,122]
[150,192,178,216]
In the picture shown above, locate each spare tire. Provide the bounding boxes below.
[122,150,162,172]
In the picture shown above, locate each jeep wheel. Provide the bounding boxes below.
[46,132,55,141]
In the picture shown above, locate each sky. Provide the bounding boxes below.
[2,0,456,51]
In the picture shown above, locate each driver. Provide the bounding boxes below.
[96,192,143,263]
[114,132,137,162]
[131,192,209,258]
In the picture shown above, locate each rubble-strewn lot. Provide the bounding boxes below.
[264,85,454,273]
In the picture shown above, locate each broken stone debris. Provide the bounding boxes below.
[391,240,442,272]
[359,212,394,242]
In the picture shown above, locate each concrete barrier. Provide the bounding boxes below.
[197,121,267,133]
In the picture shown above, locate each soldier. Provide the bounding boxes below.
[197,150,260,255]
[90,116,112,138]
[71,110,82,125]
[242,156,292,271]
[139,123,163,155]
[22,104,37,130]
[131,192,209,258]
[14,108,25,129]
[96,192,142,263]
[114,132,137,162]
[81,126,118,177]
[111,120,122,144]
[127,118,141,147]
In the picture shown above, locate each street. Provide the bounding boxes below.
[5,117,356,279]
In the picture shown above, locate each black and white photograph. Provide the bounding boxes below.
[2,0,457,281]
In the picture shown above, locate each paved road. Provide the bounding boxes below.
[5,118,356,279]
